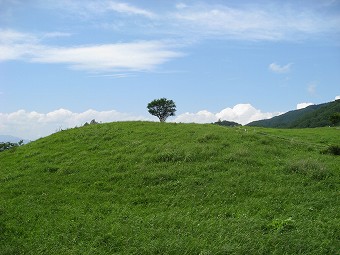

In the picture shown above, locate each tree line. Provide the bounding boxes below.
[0,140,24,152]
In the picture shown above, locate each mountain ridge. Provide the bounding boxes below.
[0,135,30,143]
[247,100,340,128]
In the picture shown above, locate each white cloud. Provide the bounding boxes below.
[0,29,37,44]
[216,104,279,125]
[307,82,317,95]
[335,95,340,100]
[42,32,72,38]
[296,102,314,110]
[40,1,340,42]
[174,110,217,123]
[176,3,187,10]
[0,104,282,140]
[174,104,280,125]
[30,41,182,72]
[108,2,155,18]
[269,62,292,73]
[0,108,148,140]
[0,29,182,71]
[50,0,155,19]
[171,4,340,41]
[0,43,40,61]
[88,73,134,78]
[0,29,39,61]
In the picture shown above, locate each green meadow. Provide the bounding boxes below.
[0,122,339,254]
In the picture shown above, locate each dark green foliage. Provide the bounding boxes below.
[147,98,176,122]
[90,119,99,125]
[0,140,23,152]
[248,99,340,128]
[213,119,241,127]
[84,119,98,126]
[322,145,340,156]
[0,122,339,254]
[329,112,340,125]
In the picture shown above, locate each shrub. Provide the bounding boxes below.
[0,141,23,152]
[321,145,340,156]
[286,159,330,180]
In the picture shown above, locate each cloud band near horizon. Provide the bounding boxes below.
[0,104,280,140]
[2,97,339,140]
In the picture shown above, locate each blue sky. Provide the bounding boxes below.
[1,0,340,140]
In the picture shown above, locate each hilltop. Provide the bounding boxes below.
[0,122,339,254]
[247,99,340,128]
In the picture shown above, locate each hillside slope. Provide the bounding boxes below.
[0,122,339,254]
[247,99,340,128]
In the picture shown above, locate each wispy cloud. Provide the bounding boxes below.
[335,95,340,100]
[88,73,135,78]
[170,3,340,41]
[0,29,37,44]
[269,62,292,73]
[40,1,340,42]
[1,2,339,73]
[176,3,188,10]
[107,2,156,18]
[30,42,182,72]
[0,43,40,61]
[0,29,183,72]
[307,82,318,95]
[50,0,155,19]
[42,32,72,38]
[0,29,39,61]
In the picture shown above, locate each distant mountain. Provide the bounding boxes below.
[247,100,340,128]
[0,135,30,144]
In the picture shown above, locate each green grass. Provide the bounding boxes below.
[0,122,339,254]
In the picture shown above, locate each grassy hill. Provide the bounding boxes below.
[247,99,340,128]
[0,122,339,254]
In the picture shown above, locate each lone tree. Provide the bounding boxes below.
[147,98,176,122]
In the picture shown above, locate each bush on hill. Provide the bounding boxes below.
[0,140,23,152]
[213,119,242,127]
[322,145,340,156]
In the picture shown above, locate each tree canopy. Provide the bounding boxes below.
[147,98,176,122]
[329,112,340,126]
